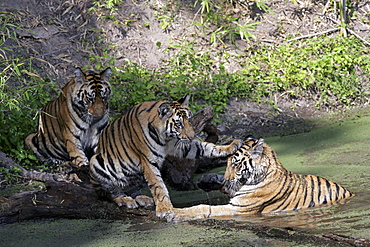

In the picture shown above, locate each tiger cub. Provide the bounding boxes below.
[168,137,354,222]
[25,68,112,169]
[89,95,242,218]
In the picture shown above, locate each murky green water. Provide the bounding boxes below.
[172,111,370,239]
[261,113,370,239]
[1,110,369,246]
[0,218,268,247]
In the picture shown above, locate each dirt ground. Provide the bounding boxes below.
[2,0,370,132]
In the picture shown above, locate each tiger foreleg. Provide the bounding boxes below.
[222,139,243,155]
[168,204,240,222]
[141,160,173,218]
[184,139,242,159]
[207,139,243,157]
[65,137,89,167]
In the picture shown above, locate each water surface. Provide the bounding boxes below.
[1,110,369,246]
[172,111,370,239]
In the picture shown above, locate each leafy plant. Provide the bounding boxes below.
[108,34,370,120]
[89,0,122,11]
[0,56,58,168]
[238,36,370,106]
[109,64,159,117]
[0,167,22,185]
[192,0,267,45]
[151,1,182,31]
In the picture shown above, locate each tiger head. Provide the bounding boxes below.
[71,67,112,119]
[156,95,195,143]
[222,136,272,197]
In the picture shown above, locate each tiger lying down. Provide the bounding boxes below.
[167,136,354,222]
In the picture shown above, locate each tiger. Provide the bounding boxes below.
[89,95,242,218]
[25,67,112,170]
[168,136,354,222]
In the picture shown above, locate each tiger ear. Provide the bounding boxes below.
[74,68,86,86]
[243,135,256,141]
[158,103,172,119]
[177,95,190,107]
[100,67,112,81]
[249,138,264,159]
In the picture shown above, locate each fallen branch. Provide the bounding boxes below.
[347,28,370,46]
[0,180,155,224]
[0,106,217,223]
[284,27,340,43]
[0,152,67,182]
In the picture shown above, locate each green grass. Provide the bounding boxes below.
[109,35,370,116]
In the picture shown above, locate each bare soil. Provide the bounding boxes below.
[2,0,370,140]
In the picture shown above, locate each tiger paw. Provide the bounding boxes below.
[113,196,138,209]
[57,162,83,182]
[165,208,200,223]
[165,210,183,223]
[71,157,89,168]
[135,195,154,207]
[57,162,74,174]
[155,204,174,218]
[231,139,243,152]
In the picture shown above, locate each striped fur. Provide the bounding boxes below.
[25,68,112,168]
[89,95,242,218]
[168,137,354,222]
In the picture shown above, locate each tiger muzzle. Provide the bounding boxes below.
[220,180,238,197]
[88,96,107,118]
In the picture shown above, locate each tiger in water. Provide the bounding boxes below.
[168,136,354,222]
[89,95,242,218]
[25,68,112,170]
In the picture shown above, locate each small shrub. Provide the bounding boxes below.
[238,36,370,107]
[0,57,58,168]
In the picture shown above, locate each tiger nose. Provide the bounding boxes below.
[220,187,227,194]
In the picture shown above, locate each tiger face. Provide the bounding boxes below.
[222,137,267,196]
[72,68,112,119]
[158,95,195,142]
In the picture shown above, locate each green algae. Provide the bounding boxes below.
[170,110,370,240]
[1,109,370,246]
[0,219,274,247]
